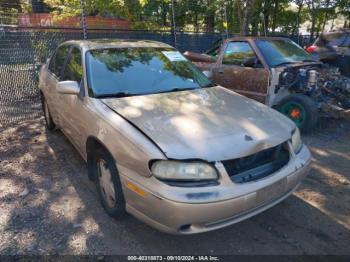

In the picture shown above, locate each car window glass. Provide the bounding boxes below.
[207,46,220,58]
[86,47,212,98]
[63,47,83,83]
[256,39,314,67]
[222,42,256,66]
[318,32,347,47]
[48,45,70,79]
[205,39,222,58]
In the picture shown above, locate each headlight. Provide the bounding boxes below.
[291,128,303,154]
[151,160,218,181]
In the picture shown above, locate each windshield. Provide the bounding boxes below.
[255,39,316,67]
[86,47,213,98]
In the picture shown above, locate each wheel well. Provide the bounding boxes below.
[86,136,111,180]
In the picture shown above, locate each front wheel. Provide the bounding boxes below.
[93,148,127,219]
[277,94,319,133]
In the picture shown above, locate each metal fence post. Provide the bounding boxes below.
[171,0,177,48]
[80,0,87,39]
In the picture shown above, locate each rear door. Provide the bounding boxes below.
[213,41,269,103]
[46,45,71,125]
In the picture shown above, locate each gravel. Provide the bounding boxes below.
[0,117,349,255]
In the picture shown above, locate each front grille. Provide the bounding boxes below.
[222,143,290,183]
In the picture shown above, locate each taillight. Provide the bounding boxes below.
[306,45,317,53]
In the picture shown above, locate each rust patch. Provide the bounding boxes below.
[212,66,269,101]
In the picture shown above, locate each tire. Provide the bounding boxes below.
[93,148,126,219]
[41,93,56,131]
[277,94,319,133]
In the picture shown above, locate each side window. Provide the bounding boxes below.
[207,46,220,58]
[321,32,347,47]
[48,45,70,79]
[206,39,223,58]
[223,42,256,66]
[62,47,83,83]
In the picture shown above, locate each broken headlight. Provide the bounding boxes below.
[151,160,218,181]
[291,128,303,154]
[280,71,297,86]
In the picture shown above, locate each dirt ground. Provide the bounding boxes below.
[0,117,349,255]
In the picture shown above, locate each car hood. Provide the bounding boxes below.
[101,86,295,161]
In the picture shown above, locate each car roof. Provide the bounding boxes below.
[226,36,291,42]
[322,29,350,34]
[62,39,174,50]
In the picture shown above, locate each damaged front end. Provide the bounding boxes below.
[273,63,350,118]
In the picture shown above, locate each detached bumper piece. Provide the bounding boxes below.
[321,103,350,118]
[222,143,290,183]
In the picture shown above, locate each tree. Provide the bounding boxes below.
[235,0,256,35]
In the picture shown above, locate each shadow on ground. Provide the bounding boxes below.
[0,117,349,255]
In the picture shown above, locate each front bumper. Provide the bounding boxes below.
[120,145,312,234]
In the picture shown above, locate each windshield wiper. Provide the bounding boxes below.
[95,92,135,98]
[156,87,198,94]
[302,59,317,62]
[203,83,215,88]
[274,61,296,67]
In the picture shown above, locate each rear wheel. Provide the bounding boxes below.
[41,94,56,131]
[93,148,126,219]
[277,94,319,133]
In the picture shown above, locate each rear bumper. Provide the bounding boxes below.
[121,146,312,234]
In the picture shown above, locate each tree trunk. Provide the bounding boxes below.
[271,0,279,33]
[322,13,328,31]
[263,0,270,34]
[292,1,303,35]
[239,0,255,35]
[322,0,330,31]
[161,2,167,27]
[205,11,215,32]
[308,1,316,41]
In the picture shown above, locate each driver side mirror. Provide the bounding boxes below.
[243,57,257,68]
[56,81,80,95]
[202,70,213,79]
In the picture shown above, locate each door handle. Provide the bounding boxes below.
[218,70,224,74]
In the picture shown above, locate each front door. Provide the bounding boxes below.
[58,46,85,152]
[213,41,269,103]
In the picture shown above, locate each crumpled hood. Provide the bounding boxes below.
[102,86,295,161]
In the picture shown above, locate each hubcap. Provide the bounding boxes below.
[97,159,116,208]
[280,102,306,127]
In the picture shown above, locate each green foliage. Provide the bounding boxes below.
[36,0,349,34]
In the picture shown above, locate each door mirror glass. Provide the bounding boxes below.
[56,81,80,95]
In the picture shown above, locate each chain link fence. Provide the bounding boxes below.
[0,0,313,128]
[0,25,233,128]
[0,27,85,128]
